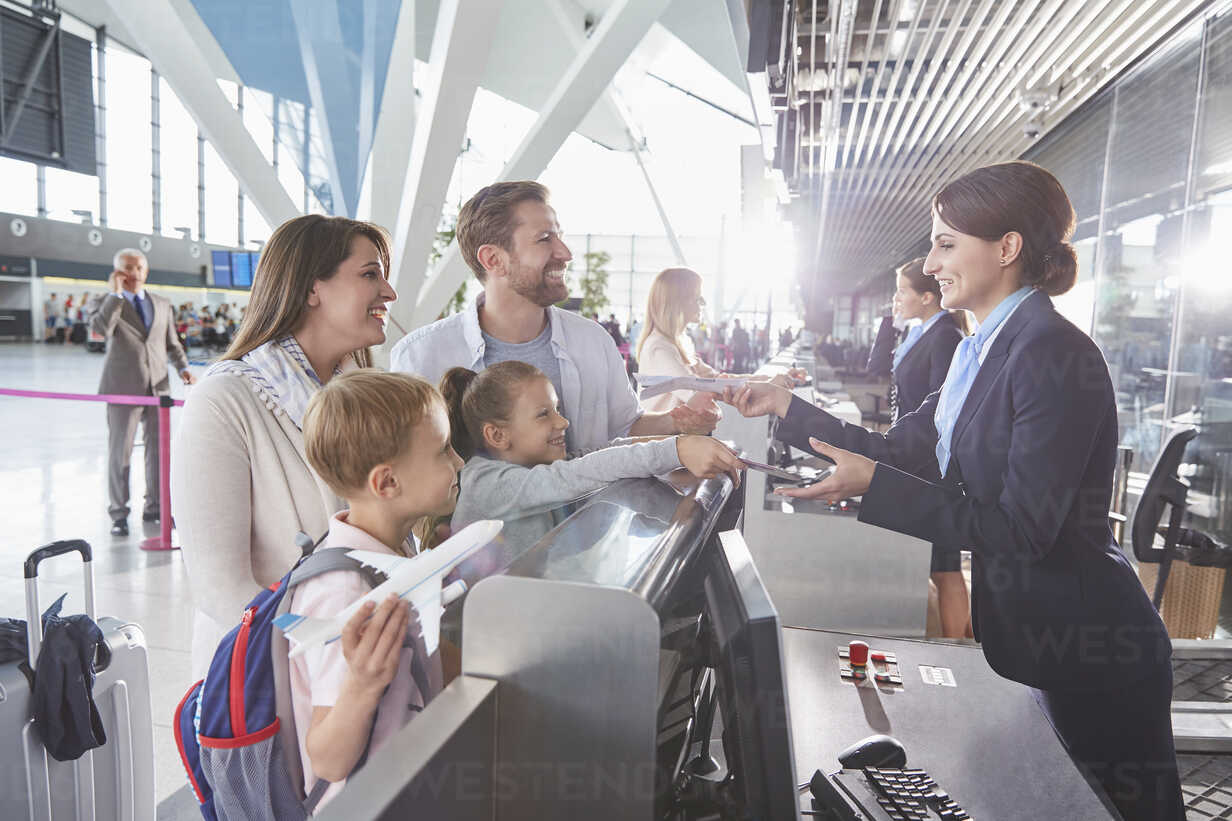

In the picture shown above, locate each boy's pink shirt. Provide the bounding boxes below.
[287,510,428,810]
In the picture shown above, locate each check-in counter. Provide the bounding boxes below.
[319,468,1110,821]
[320,471,741,821]
[730,348,931,636]
[743,466,931,636]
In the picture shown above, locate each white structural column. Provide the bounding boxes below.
[368,0,417,231]
[386,0,505,324]
[408,0,676,330]
[100,0,299,229]
[628,132,686,264]
[289,0,359,218]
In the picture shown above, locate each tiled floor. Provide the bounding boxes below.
[0,341,208,810]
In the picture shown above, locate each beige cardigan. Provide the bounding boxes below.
[638,330,720,412]
[172,369,344,677]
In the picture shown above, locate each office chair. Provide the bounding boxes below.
[1131,427,1232,609]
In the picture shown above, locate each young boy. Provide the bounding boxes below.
[293,370,465,809]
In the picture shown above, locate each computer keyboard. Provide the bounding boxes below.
[862,767,970,820]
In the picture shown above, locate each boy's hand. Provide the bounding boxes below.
[677,435,743,487]
[341,595,408,695]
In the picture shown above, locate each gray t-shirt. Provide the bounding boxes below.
[482,323,569,447]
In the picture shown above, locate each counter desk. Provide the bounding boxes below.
[318,468,1109,821]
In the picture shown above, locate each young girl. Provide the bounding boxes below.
[443,361,743,565]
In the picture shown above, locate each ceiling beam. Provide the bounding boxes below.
[368,0,418,229]
[384,0,505,329]
[406,0,677,331]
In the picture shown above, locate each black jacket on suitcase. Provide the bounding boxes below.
[1,593,109,761]
[33,594,109,761]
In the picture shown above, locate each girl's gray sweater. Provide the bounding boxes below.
[451,437,682,569]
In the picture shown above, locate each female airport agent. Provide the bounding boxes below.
[727,162,1181,821]
[636,266,803,412]
[172,215,397,677]
[878,258,971,638]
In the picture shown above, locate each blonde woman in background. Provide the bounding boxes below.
[636,267,803,412]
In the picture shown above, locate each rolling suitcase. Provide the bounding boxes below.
[0,540,156,821]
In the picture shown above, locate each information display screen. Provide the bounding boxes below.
[230,251,255,287]
[211,250,232,288]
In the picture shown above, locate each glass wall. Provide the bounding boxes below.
[1023,6,1232,547]
[0,24,318,249]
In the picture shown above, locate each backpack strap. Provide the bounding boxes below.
[287,547,387,591]
[303,775,332,814]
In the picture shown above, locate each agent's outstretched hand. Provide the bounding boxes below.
[774,438,875,503]
[723,381,792,418]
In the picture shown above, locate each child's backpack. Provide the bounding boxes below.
[173,536,385,820]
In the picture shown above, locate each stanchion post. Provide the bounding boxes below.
[141,395,178,551]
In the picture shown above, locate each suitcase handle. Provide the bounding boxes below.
[24,539,96,668]
[24,539,92,578]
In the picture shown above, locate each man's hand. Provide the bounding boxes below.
[684,389,722,413]
[108,270,128,294]
[677,435,743,487]
[774,439,875,502]
[340,595,409,697]
[180,369,197,385]
[723,382,792,418]
[669,402,720,435]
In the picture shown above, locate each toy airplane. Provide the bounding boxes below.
[274,519,503,658]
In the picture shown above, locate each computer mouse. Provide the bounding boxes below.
[837,734,907,769]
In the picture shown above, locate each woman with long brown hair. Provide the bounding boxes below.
[172,214,397,676]
[727,162,1181,820]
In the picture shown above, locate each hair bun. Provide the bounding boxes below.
[1037,241,1078,296]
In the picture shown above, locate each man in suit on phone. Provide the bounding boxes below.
[88,248,195,536]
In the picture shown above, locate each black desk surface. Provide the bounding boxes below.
[782,627,1116,820]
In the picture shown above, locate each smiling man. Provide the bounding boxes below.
[391,181,716,453]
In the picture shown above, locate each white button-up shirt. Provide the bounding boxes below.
[390,294,644,453]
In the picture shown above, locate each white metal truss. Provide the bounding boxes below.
[407,0,677,330]
[385,0,505,333]
[368,0,418,231]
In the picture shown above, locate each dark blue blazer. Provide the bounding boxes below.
[866,314,964,421]
[891,312,963,423]
[777,291,1170,692]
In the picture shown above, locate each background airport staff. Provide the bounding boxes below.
[869,257,970,637]
[728,162,1182,821]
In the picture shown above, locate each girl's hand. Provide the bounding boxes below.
[722,382,792,418]
[677,436,744,487]
[774,439,875,502]
[341,595,409,695]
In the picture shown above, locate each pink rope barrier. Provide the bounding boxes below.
[0,387,184,407]
[0,387,186,551]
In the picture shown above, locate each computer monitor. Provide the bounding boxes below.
[211,250,232,288]
[703,530,800,820]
